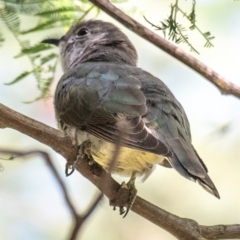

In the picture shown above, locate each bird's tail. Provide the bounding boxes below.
[197,174,220,199]
[167,137,220,198]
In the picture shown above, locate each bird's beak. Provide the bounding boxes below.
[41,38,60,46]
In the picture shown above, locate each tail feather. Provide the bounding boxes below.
[198,175,220,199]
[167,138,206,177]
[166,137,220,198]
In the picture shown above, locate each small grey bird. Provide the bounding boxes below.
[42,20,220,201]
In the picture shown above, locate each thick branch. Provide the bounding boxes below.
[1,104,240,239]
[89,0,240,100]
[0,103,77,161]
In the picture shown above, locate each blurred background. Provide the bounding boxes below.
[0,0,240,239]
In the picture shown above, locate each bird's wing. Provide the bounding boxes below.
[139,69,219,198]
[55,63,170,157]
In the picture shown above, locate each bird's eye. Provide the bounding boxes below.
[76,28,89,37]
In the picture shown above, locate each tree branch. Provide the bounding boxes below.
[1,104,240,239]
[88,0,240,100]
[0,103,77,161]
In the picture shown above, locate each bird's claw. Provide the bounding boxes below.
[65,163,75,176]
[65,140,93,177]
[110,180,137,218]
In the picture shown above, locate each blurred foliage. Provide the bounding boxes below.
[0,0,97,101]
[0,155,15,160]
[145,0,215,54]
[0,31,4,46]
[0,0,221,100]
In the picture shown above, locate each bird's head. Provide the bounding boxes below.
[42,20,138,72]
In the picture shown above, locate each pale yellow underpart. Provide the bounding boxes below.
[89,135,165,181]
[66,127,166,181]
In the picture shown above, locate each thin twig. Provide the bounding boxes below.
[0,149,102,240]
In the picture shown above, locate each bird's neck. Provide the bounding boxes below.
[82,47,137,66]
[62,45,137,72]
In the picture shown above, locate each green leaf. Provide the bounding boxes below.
[21,40,31,48]
[189,24,195,30]
[203,31,211,37]
[35,7,78,18]
[0,31,4,46]
[1,0,44,14]
[8,155,15,160]
[0,6,20,33]
[0,155,15,160]
[204,41,214,48]
[40,53,58,65]
[5,71,33,85]
[14,43,53,58]
[20,19,60,34]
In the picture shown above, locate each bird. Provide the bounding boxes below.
[42,20,220,212]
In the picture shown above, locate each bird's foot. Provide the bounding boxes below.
[110,173,137,217]
[82,140,95,165]
[65,140,93,176]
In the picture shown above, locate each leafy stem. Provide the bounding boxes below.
[145,0,214,53]
[0,0,96,101]
[0,7,40,83]
[177,6,214,48]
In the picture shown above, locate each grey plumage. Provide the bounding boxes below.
[43,20,220,198]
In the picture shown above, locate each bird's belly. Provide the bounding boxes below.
[88,134,165,180]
